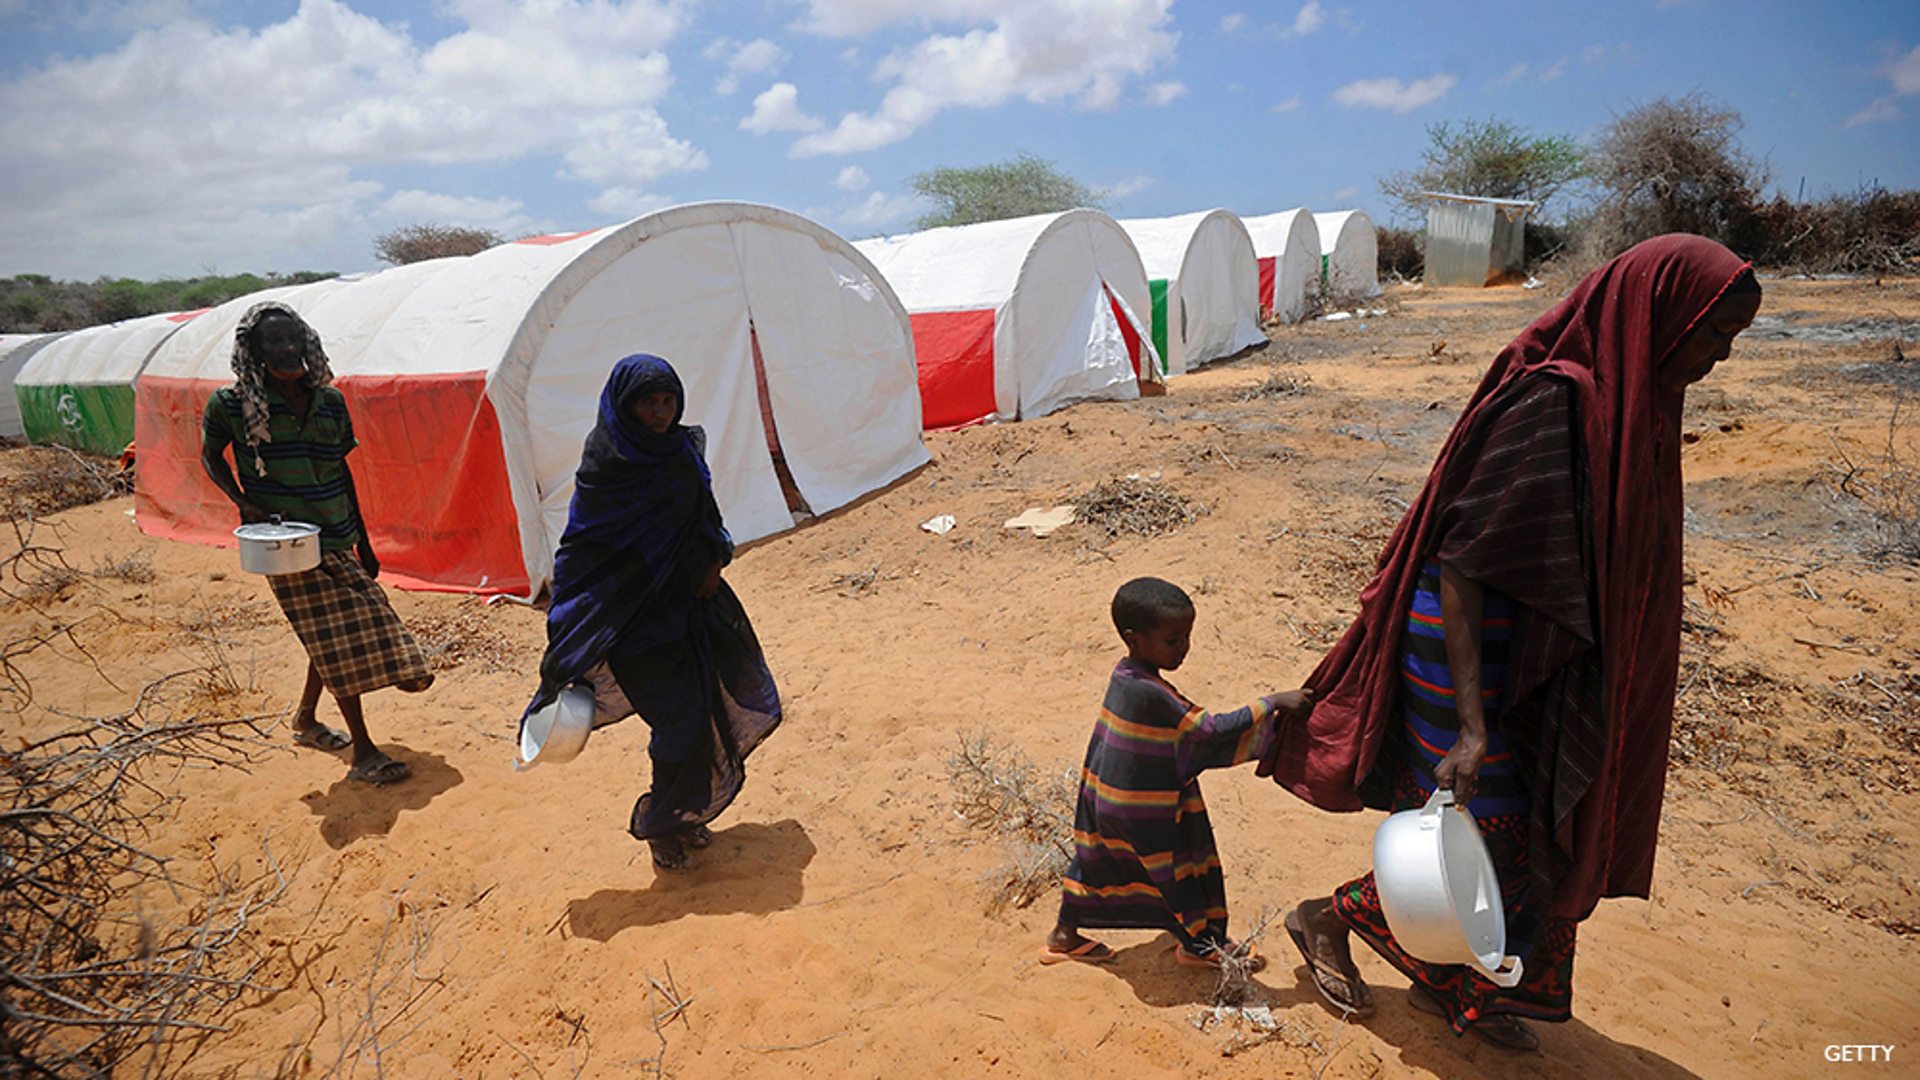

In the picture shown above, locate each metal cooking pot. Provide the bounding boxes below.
[233,518,322,575]
[1371,787,1524,987]
[515,681,595,770]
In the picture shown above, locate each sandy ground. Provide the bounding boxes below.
[5,275,1918,1078]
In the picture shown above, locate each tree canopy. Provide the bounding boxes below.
[910,153,1102,229]
[1586,93,1766,254]
[1380,118,1586,220]
[373,223,504,266]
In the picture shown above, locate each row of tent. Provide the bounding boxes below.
[0,202,1378,598]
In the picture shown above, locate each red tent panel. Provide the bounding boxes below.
[907,309,996,430]
[135,373,526,594]
[1257,255,1276,320]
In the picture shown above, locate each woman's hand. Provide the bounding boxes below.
[237,499,272,524]
[1432,732,1487,804]
[695,561,722,599]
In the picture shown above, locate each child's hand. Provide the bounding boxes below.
[1267,688,1314,718]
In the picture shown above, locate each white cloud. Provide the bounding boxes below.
[0,0,700,277]
[835,190,924,230]
[1290,1,1326,36]
[1491,62,1527,87]
[1219,12,1247,32]
[1143,81,1187,107]
[1333,185,1358,200]
[788,0,1178,157]
[1270,95,1301,114]
[376,189,529,231]
[1844,98,1900,128]
[1332,73,1456,113]
[1537,58,1568,82]
[835,165,871,191]
[1100,175,1154,199]
[708,34,788,95]
[1887,43,1920,95]
[741,82,823,134]
[588,186,677,219]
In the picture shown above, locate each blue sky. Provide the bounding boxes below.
[1,0,1916,280]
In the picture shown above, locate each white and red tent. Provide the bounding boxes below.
[135,202,928,598]
[853,210,1158,429]
[1313,210,1382,298]
[1241,209,1322,325]
[1116,210,1267,374]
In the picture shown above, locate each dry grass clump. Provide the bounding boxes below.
[1073,476,1205,538]
[406,599,520,672]
[0,445,131,517]
[1235,370,1311,402]
[945,731,1074,914]
[1824,395,1920,562]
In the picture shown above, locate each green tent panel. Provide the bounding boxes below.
[1148,277,1170,375]
[17,383,137,456]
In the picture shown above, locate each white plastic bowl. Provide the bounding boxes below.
[516,682,595,769]
[1371,787,1524,987]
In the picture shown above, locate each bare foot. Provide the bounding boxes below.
[681,824,714,849]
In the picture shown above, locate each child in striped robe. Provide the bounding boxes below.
[1041,577,1313,967]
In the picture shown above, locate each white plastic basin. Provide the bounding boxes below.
[516,681,595,769]
[1371,787,1524,987]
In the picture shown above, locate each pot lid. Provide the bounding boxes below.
[234,520,321,542]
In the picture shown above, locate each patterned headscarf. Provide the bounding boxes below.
[231,302,334,471]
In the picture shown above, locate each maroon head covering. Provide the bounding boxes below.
[1261,234,1753,919]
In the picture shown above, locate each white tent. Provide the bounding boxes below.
[137,202,928,597]
[1313,210,1381,298]
[854,210,1157,428]
[15,311,202,455]
[1116,210,1266,373]
[0,332,69,439]
[1241,209,1323,325]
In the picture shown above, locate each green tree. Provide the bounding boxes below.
[1586,93,1766,255]
[1380,117,1586,220]
[910,153,1102,229]
[373,223,504,265]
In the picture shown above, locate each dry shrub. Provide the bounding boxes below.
[1585,93,1766,258]
[1376,226,1424,282]
[1,695,288,1076]
[0,446,131,517]
[92,549,156,584]
[945,731,1074,913]
[1824,394,1920,562]
[1073,476,1205,538]
[1750,187,1920,276]
[1235,370,1311,402]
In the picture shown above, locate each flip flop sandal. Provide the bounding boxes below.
[1284,907,1376,1019]
[1174,942,1267,972]
[649,838,691,871]
[293,723,351,751]
[347,758,411,786]
[1407,987,1540,1052]
[1038,940,1116,965]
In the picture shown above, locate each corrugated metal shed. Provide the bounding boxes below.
[1422,193,1535,287]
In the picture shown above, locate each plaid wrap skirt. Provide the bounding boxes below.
[268,550,432,698]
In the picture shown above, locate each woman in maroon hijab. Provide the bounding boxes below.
[1264,235,1762,1050]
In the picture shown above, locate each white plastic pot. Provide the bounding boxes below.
[516,681,595,770]
[1371,787,1524,988]
[233,519,322,575]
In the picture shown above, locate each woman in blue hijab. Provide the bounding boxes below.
[525,354,782,869]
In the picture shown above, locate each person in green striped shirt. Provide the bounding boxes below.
[201,302,431,785]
